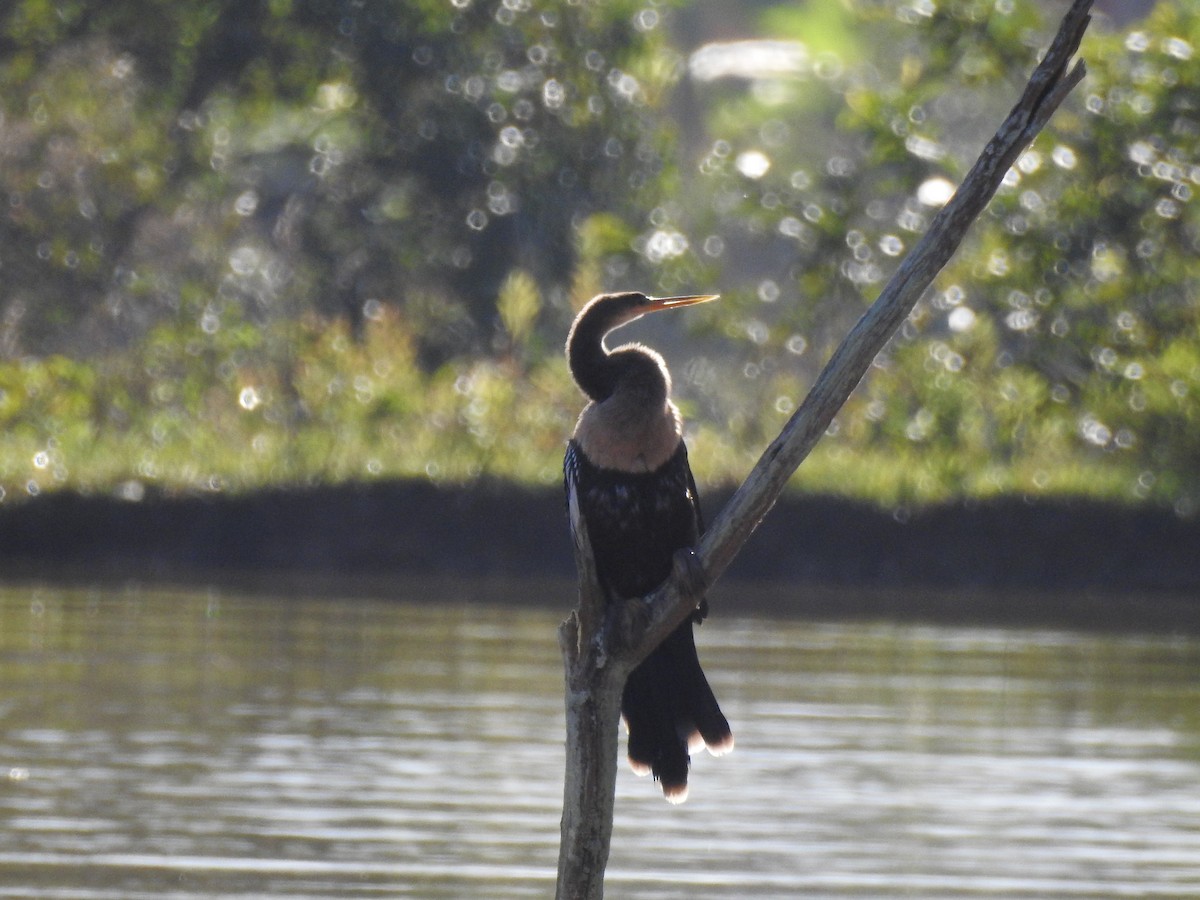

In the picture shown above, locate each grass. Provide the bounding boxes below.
[0,309,1184,515]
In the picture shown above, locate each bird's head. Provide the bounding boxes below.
[566,291,719,404]
[572,291,720,340]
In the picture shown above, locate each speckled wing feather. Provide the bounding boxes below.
[564,438,732,802]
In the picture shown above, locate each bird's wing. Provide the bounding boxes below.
[679,440,705,537]
[564,439,586,555]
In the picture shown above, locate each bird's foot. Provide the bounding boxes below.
[610,549,707,652]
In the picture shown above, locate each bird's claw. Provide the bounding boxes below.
[610,550,707,651]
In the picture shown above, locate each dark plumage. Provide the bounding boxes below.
[564,291,733,803]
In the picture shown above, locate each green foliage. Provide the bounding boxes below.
[679,0,1200,513]
[0,304,581,500]
[496,269,542,355]
[760,0,864,62]
[0,0,1199,515]
[0,0,685,362]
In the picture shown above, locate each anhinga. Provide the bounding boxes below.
[564,291,733,803]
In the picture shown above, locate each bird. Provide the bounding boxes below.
[563,291,733,803]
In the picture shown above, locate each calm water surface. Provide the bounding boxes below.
[1,583,1198,899]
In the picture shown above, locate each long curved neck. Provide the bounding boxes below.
[571,346,681,472]
[567,311,621,402]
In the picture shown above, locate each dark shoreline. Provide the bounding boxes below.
[1,480,1197,631]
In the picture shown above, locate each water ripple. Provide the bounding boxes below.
[2,586,1199,898]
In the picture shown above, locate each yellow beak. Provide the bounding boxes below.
[644,293,720,312]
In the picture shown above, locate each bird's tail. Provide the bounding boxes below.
[622,620,733,803]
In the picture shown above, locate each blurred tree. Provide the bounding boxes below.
[1,0,1198,512]
[680,0,1199,510]
[0,0,684,363]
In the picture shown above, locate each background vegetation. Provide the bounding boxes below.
[0,0,1196,514]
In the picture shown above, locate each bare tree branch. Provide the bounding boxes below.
[557,2,1094,897]
[555,508,628,898]
[637,0,1093,656]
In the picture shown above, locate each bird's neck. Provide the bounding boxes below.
[567,312,620,401]
[572,347,683,473]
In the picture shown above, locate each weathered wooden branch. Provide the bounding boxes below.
[555,502,629,898]
[637,0,1093,658]
[557,2,1093,897]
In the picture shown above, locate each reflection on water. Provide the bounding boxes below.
[1,583,1198,899]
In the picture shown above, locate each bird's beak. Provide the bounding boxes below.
[646,293,720,311]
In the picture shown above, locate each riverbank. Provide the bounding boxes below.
[1,480,1196,630]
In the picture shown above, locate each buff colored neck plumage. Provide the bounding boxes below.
[571,343,684,473]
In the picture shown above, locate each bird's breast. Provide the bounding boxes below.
[572,400,683,474]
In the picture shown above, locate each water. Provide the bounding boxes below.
[1,582,1198,899]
